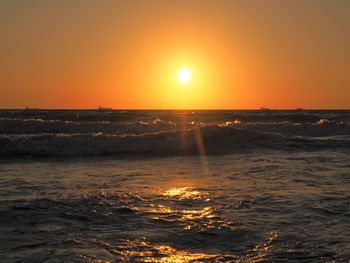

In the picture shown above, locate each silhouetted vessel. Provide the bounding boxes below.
[97,106,112,111]
[24,107,41,110]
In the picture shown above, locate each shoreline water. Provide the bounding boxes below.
[0,110,349,262]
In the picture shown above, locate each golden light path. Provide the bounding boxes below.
[113,186,279,262]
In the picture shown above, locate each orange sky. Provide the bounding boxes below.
[0,0,349,109]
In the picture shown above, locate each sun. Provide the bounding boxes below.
[177,68,191,84]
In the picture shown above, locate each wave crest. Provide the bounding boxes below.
[1,125,348,157]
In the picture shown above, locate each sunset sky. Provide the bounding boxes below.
[0,0,349,109]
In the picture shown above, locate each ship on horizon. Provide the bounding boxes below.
[97,106,113,111]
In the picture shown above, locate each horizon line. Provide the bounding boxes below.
[0,108,349,111]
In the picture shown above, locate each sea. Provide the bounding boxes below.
[0,109,349,262]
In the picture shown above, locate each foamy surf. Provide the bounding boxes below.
[0,110,349,157]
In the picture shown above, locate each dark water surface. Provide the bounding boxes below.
[0,110,349,262]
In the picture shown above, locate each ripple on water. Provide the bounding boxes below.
[69,233,280,263]
[1,153,349,263]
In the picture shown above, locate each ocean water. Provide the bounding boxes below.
[0,110,349,262]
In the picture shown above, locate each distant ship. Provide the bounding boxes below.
[97,106,112,111]
[260,107,271,111]
[24,107,41,110]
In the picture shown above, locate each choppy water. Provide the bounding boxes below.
[0,109,349,156]
[0,110,349,262]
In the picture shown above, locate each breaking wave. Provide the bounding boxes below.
[1,110,349,157]
[1,125,349,157]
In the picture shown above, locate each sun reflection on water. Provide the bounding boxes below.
[78,185,279,262]
[163,187,209,201]
[147,204,215,227]
[144,245,218,263]
[110,239,220,262]
[91,232,279,262]
[139,187,233,231]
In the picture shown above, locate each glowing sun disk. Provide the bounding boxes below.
[178,68,191,83]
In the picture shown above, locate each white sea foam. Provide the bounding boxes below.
[0,110,349,156]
